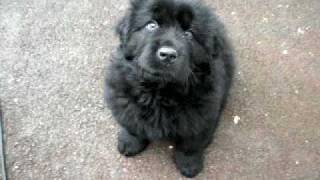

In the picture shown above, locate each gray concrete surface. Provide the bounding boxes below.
[0,0,319,179]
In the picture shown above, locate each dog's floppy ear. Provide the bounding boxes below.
[116,0,147,44]
[130,0,147,5]
[211,34,225,58]
[208,28,232,59]
[116,13,130,45]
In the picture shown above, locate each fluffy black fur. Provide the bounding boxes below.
[104,0,234,177]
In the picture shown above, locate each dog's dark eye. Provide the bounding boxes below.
[184,31,193,39]
[145,21,159,32]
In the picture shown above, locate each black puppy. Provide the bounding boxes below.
[105,0,234,177]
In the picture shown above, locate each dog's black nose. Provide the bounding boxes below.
[156,46,178,64]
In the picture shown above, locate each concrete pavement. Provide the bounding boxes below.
[0,0,319,179]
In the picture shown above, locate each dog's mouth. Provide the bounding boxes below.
[125,54,168,81]
[139,66,164,78]
[138,65,176,83]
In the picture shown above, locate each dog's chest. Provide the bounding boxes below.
[132,89,183,139]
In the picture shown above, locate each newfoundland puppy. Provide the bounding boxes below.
[105,0,234,177]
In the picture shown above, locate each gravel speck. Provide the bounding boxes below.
[297,28,305,35]
[262,17,269,23]
[233,116,241,125]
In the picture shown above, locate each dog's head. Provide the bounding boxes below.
[116,0,224,84]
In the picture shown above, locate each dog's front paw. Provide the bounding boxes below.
[175,151,203,178]
[117,129,148,157]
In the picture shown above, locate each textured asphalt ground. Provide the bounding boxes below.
[0,0,319,179]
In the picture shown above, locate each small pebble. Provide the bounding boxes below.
[168,145,174,149]
[103,20,109,26]
[262,17,269,23]
[295,161,299,165]
[118,5,126,11]
[297,28,305,35]
[282,50,288,55]
[233,116,240,124]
